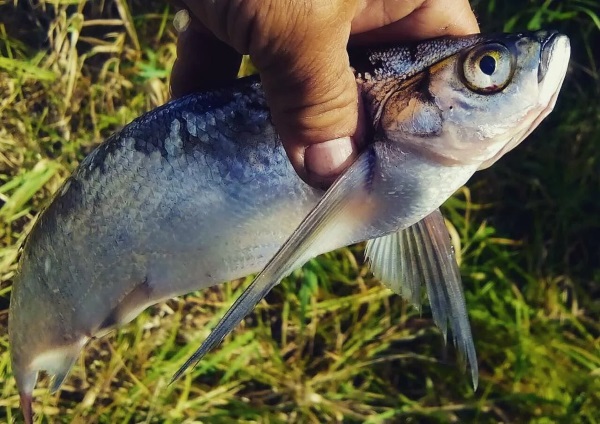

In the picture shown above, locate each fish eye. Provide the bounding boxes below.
[479,55,496,75]
[462,43,514,94]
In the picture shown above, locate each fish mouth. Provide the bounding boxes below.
[533,31,571,134]
[538,31,569,83]
[538,31,558,82]
[537,31,570,99]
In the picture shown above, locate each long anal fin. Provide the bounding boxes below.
[365,209,478,388]
[170,147,376,383]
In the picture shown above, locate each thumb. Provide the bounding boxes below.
[251,2,362,188]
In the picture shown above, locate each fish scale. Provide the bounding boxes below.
[9,31,570,423]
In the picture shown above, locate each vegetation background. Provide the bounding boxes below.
[0,0,598,422]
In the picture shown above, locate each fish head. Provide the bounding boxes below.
[365,31,570,169]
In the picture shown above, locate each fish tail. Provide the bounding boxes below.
[12,338,84,421]
[14,367,37,424]
[19,391,33,424]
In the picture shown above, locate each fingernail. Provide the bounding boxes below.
[173,9,191,33]
[304,137,356,180]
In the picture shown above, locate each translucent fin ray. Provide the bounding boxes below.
[365,209,478,388]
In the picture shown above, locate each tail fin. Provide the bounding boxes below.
[19,391,33,424]
[14,368,37,424]
[13,339,86,423]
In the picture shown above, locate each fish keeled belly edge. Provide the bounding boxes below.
[8,30,570,422]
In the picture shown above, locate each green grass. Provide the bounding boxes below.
[1,0,599,422]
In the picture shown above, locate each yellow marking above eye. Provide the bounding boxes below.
[462,43,515,94]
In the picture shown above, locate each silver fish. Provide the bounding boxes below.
[9,30,570,422]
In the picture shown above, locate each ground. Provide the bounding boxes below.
[0,1,599,422]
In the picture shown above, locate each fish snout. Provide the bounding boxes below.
[537,31,571,83]
[535,31,571,115]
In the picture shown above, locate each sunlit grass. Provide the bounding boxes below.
[0,0,599,422]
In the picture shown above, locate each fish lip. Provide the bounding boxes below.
[538,30,563,83]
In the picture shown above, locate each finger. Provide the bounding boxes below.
[170,25,242,98]
[175,0,363,188]
[250,1,362,187]
[351,0,479,44]
[262,60,361,188]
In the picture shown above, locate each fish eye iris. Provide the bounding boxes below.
[462,43,514,94]
[479,55,496,75]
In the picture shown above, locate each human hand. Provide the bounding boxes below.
[170,0,479,188]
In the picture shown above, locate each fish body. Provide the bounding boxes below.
[9,31,570,421]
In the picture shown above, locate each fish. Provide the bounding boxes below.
[8,30,570,422]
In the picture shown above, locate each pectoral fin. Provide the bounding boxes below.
[171,147,377,383]
[365,209,478,388]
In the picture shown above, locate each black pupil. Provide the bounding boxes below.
[479,55,496,75]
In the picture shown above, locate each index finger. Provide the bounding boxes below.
[170,19,242,98]
[351,0,479,44]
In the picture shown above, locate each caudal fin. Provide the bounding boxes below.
[12,339,85,423]
[19,390,33,424]
[14,367,37,424]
